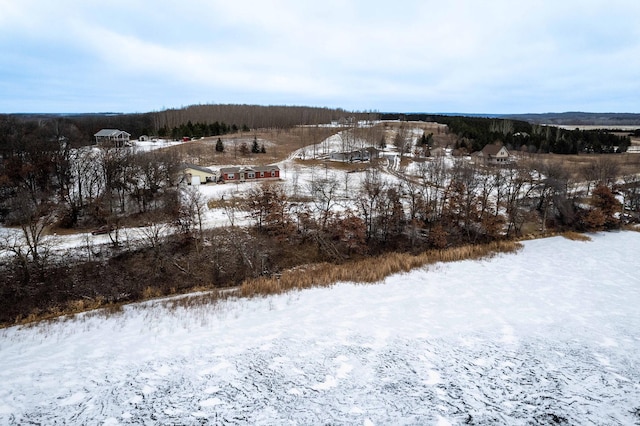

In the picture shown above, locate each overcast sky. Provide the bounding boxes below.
[1,0,638,114]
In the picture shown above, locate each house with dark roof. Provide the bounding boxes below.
[94,129,131,147]
[476,143,510,165]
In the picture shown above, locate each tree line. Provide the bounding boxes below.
[157,120,247,140]
[2,104,365,149]
[380,114,632,154]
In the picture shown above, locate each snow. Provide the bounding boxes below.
[132,139,183,152]
[0,123,442,255]
[2,231,640,424]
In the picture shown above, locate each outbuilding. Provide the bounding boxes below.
[182,164,217,185]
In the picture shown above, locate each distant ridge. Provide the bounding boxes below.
[9,112,123,120]
[499,112,640,126]
[5,109,640,126]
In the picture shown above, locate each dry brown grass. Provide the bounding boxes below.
[12,298,125,328]
[518,152,640,178]
[622,224,640,233]
[3,282,228,328]
[239,240,522,298]
[561,231,592,241]
[3,240,522,328]
[169,127,343,166]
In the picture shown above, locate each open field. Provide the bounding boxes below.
[167,126,346,166]
[165,123,639,179]
[513,151,640,177]
[556,125,639,131]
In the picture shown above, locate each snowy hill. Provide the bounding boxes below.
[1,232,640,425]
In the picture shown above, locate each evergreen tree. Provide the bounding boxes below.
[215,138,224,152]
[251,136,260,153]
[260,143,266,154]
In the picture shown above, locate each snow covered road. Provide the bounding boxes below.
[1,232,639,424]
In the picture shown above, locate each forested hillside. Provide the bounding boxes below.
[381,113,633,154]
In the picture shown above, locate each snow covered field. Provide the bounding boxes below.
[1,232,640,425]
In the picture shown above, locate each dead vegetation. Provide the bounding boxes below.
[561,231,592,241]
[239,240,522,298]
[516,152,640,178]
[169,127,344,166]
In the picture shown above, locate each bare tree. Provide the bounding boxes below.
[502,162,536,237]
[98,147,135,214]
[131,150,181,213]
[533,161,571,233]
[357,169,387,240]
[136,220,172,264]
[309,175,341,229]
[581,157,619,197]
[180,186,207,237]
[2,193,58,288]
[417,153,448,222]
[243,183,292,238]
[620,173,640,219]
[394,124,410,160]
[376,183,406,243]
[220,193,241,227]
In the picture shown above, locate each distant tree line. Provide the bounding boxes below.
[500,112,640,126]
[380,114,631,154]
[154,104,367,131]
[2,104,367,148]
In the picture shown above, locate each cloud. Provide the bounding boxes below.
[1,0,639,113]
